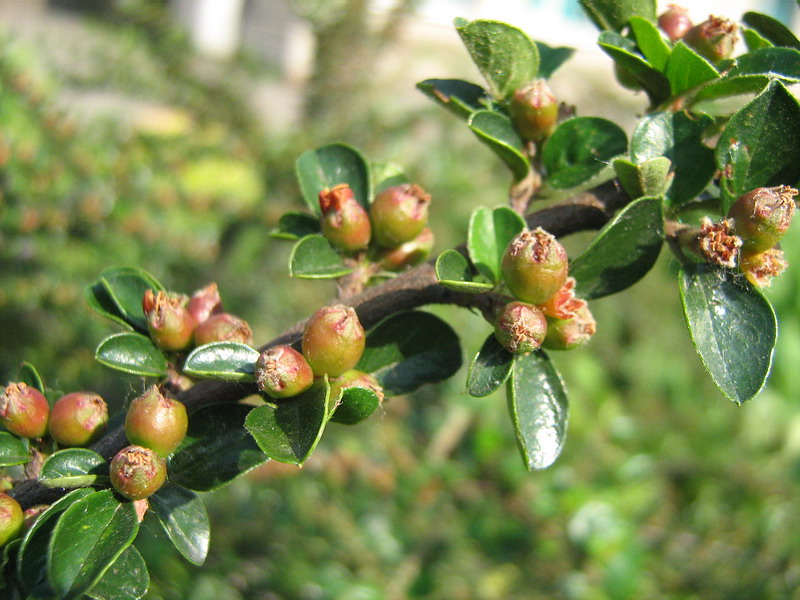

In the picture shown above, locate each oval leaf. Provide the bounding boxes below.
[664,41,718,96]
[16,361,44,393]
[629,16,671,71]
[416,78,489,120]
[468,111,530,181]
[467,206,526,283]
[571,196,664,300]
[295,143,371,214]
[579,0,656,32]
[100,266,164,333]
[435,249,494,294]
[536,41,575,79]
[679,264,776,404]
[86,546,149,600]
[270,212,321,240]
[149,483,210,566]
[0,433,29,467]
[356,311,463,395]
[94,332,167,377]
[40,448,107,488]
[183,342,259,382]
[743,11,800,49]
[466,334,514,398]
[330,387,381,425]
[507,351,568,471]
[169,404,267,492]
[84,282,134,330]
[289,234,353,279]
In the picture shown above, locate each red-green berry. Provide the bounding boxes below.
[539,277,586,320]
[49,391,108,447]
[684,15,738,65]
[509,79,558,143]
[739,248,788,288]
[370,184,431,248]
[110,445,167,501]
[501,228,569,305]
[542,305,597,351]
[194,313,253,346]
[0,382,49,439]
[494,301,548,354]
[658,4,693,41]
[375,227,434,271]
[302,304,366,377]
[125,386,188,457]
[319,184,372,252]
[728,186,798,253]
[329,369,384,425]
[0,493,23,547]
[187,282,223,325]
[143,289,196,352]
[255,345,314,399]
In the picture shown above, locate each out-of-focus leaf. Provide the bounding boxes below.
[416,79,488,120]
[86,546,149,600]
[270,212,321,240]
[435,250,494,294]
[16,362,44,393]
[536,41,575,79]
[598,31,671,105]
[150,483,210,566]
[289,234,353,279]
[295,143,371,214]
[182,342,259,382]
[742,28,774,51]
[94,332,167,377]
[330,387,381,425]
[468,206,526,283]
[84,282,134,330]
[0,433,28,467]
[468,110,530,181]
[466,334,514,398]
[743,11,800,49]
[579,0,656,32]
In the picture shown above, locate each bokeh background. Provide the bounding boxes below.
[2,0,800,598]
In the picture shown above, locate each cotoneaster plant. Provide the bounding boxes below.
[3,2,800,597]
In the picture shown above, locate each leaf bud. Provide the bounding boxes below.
[542,305,597,351]
[329,369,384,425]
[658,4,693,42]
[501,228,569,305]
[727,185,798,253]
[375,227,434,271]
[494,301,548,354]
[49,391,108,447]
[683,15,739,65]
[110,445,167,501]
[125,385,188,457]
[509,79,558,143]
[194,313,253,346]
[255,345,314,399]
[187,282,223,325]
[739,248,788,288]
[319,184,372,252]
[0,493,23,547]
[143,289,196,352]
[370,184,431,248]
[0,382,49,439]
[302,304,366,377]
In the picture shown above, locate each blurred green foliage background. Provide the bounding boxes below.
[2,1,800,598]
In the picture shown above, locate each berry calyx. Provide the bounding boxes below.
[329,369,384,425]
[319,184,372,252]
[509,79,558,143]
[48,391,108,447]
[658,4,693,41]
[109,445,167,501]
[375,227,434,271]
[684,15,738,65]
[539,277,586,320]
[187,282,223,325]
[125,385,188,457]
[302,304,366,377]
[143,289,196,352]
[739,248,788,288]
[727,186,798,253]
[542,305,597,351]
[255,345,315,399]
[698,217,742,268]
[501,228,569,305]
[494,301,548,354]
[0,493,23,547]
[370,184,431,248]
[0,382,49,439]
[194,313,253,346]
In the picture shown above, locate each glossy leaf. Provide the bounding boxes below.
[535,41,575,79]
[86,546,149,600]
[40,448,106,488]
[289,234,353,279]
[270,212,321,240]
[183,342,259,382]
[84,281,134,330]
[455,19,539,100]
[468,110,530,181]
[150,483,210,566]
[48,489,138,599]
[466,334,514,398]
[416,79,488,120]
[742,11,800,49]
[629,16,670,70]
[0,432,29,467]
[507,351,568,470]
[680,264,777,404]
[245,378,330,466]
[435,249,494,294]
[541,116,628,189]
[94,332,167,377]
[330,387,381,425]
[356,311,463,395]
[295,143,371,214]
[664,42,718,96]
[16,361,44,393]
[579,0,656,32]
[598,32,670,105]
[571,196,664,300]
[467,206,526,283]
[99,266,164,333]
[169,404,267,492]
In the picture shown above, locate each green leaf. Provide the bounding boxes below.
[295,143,371,215]
[16,361,44,393]
[535,41,575,79]
[182,342,259,382]
[40,448,107,488]
[467,206,526,283]
[455,19,539,100]
[84,281,134,330]
[330,387,381,425]
[631,111,715,206]
[17,488,95,598]
[598,31,671,105]
[742,11,800,49]
[356,311,463,395]
[613,156,672,200]
[468,110,530,181]
[416,79,489,120]
[541,116,628,189]
[270,212,321,240]
[289,234,353,279]
[742,28,774,52]
[664,41,718,96]
[715,81,800,210]
[245,379,330,466]
[507,351,568,470]
[99,266,164,333]
[0,432,29,467]
[48,490,138,599]
[629,16,671,70]
[679,264,777,404]
[149,483,210,566]
[169,404,267,492]
[85,546,149,600]
[94,332,167,377]
[571,196,664,300]
[371,161,409,194]
[466,334,514,398]
[579,0,656,32]
[435,249,494,294]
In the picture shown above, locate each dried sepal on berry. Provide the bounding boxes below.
[728,186,798,253]
[539,277,586,320]
[494,301,548,354]
[0,382,49,439]
[110,445,167,501]
[143,289,196,352]
[542,304,597,351]
[501,228,569,305]
[684,15,739,65]
[255,345,314,400]
[739,248,788,288]
[698,217,742,268]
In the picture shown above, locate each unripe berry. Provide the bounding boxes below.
[187,282,223,325]
[509,79,558,143]
[194,313,253,346]
[0,382,49,439]
[658,4,693,41]
[110,445,167,501]
[739,248,788,288]
[49,391,108,447]
[302,304,366,377]
[329,369,384,425]
[0,493,23,547]
[125,386,188,457]
[255,345,314,399]
[501,228,569,305]
[375,227,434,271]
[542,305,597,351]
[727,186,797,253]
[494,301,548,354]
[684,16,738,65]
[143,289,196,352]
[370,184,431,248]
[319,184,372,252]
